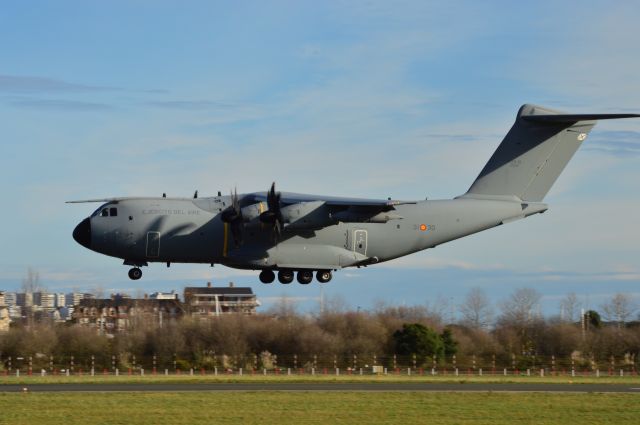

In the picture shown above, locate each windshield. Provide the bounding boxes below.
[91,203,118,218]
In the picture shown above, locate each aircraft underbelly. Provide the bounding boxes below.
[273,244,367,269]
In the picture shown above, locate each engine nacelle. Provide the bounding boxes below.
[240,202,266,222]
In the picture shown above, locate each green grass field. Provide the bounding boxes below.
[1,392,639,425]
[1,373,639,385]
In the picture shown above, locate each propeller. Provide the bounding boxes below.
[220,188,243,247]
[259,182,283,241]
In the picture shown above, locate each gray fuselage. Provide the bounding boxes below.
[74,195,546,271]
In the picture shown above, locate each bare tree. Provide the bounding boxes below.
[601,293,636,328]
[559,292,580,322]
[499,287,541,326]
[459,287,493,329]
[21,267,43,293]
[267,295,298,318]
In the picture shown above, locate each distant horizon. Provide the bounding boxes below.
[0,266,635,322]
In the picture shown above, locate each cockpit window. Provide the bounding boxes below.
[92,204,119,218]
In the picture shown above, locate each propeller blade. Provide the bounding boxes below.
[221,187,244,247]
[260,182,284,242]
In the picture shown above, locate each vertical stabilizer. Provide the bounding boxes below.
[466,104,639,202]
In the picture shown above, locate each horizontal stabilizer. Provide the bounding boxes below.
[524,113,640,123]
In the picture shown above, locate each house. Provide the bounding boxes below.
[183,282,260,316]
[74,293,184,332]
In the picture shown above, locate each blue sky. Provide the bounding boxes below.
[1,1,639,318]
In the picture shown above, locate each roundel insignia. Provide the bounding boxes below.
[577,133,587,141]
[419,224,427,231]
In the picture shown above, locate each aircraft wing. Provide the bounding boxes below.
[245,191,413,227]
[249,191,414,209]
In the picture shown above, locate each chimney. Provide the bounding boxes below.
[229,282,234,288]
[207,282,212,288]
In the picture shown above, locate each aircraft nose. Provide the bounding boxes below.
[73,217,92,249]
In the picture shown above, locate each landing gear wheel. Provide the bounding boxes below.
[259,270,275,284]
[316,270,332,283]
[297,270,313,284]
[278,270,294,284]
[128,267,142,280]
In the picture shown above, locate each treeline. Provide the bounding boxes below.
[1,288,639,371]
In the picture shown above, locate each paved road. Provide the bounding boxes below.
[1,383,640,393]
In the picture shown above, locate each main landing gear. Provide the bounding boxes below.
[259,269,332,284]
[259,270,275,283]
[128,267,142,280]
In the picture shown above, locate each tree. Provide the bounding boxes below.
[559,292,580,323]
[499,288,541,326]
[459,287,493,329]
[393,323,443,358]
[498,288,543,355]
[440,328,458,357]
[584,310,602,329]
[601,293,636,328]
[21,267,42,293]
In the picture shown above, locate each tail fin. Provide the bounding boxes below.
[466,104,640,202]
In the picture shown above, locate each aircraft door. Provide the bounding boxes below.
[353,229,367,256]
[146,232,161,258]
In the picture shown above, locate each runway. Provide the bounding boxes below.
[1,382,640,393]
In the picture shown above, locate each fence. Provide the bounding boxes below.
[1,353,638,377]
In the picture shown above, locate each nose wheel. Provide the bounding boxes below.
[128,267,142,280]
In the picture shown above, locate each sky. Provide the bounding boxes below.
[1,1,639,318]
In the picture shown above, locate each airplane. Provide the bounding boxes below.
[68,104,640,284]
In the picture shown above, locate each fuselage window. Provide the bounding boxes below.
[110,207,118,217]
[101,209,109,217]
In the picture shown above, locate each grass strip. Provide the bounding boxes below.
[1,374,640,385]
[1,392,639,425]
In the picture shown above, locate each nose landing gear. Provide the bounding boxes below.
[128,267,142,280]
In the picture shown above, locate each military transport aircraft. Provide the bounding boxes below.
[69,104,640,284]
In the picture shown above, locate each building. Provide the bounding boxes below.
[74,294,184,332]
[150,291,179,300]
[184,282,260,316]
[65,292,95,307]
[33,292,56,309]
[0,291,99,323]
[0,307,10,332]
[4,292,16,307]
[16,292,33,307]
